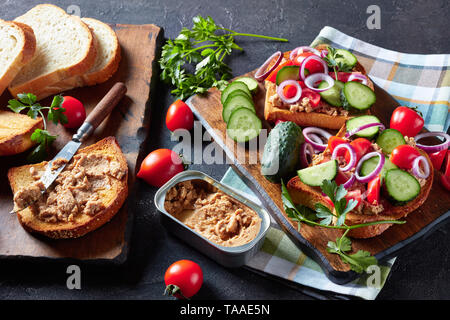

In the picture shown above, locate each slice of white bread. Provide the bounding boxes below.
[8,137,128,239]
[0,110,43,156]
[8,4,97,100]
[33,17,121,99]
[0,19,36,96]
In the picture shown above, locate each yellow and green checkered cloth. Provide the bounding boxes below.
[221,26,449,300]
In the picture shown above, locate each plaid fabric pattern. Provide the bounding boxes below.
[220,26,449,300]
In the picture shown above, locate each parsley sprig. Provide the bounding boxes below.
[281,179,405,273]
[322,46,353,80]
[159,15,288,100]
[8,93,68,162]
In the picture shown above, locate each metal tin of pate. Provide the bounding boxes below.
[154,170,270,268]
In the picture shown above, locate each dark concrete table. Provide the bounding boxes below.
[0,0,448,300]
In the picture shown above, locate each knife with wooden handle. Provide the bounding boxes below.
[11,82,127,214]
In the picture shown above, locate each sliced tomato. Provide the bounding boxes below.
[346,190,363,208]
[328,136,347,156]
[366,175,381,205]
[345,138,372,164]
[266,60,295,83]
[335,171,351,186]
[389,144,421,170]
[283,84,298,99]
[301,88,321,108]
[428,149,447,170]
[295,52,324,74]
[298,80,306,88]
[329,72,352,82]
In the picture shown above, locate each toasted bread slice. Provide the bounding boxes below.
[0,20,36,96]
[8,4,96,100]
[8,137,128,239]
[286,124,433,238]
[0,110,43,156]
[264,45,374,129]
[33,17,121,99]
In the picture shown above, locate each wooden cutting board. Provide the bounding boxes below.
[0,24,162,263]
[187,65,450,284]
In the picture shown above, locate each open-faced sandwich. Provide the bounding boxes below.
[255,44,376,129]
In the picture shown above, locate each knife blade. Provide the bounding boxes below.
[11,82,127,214]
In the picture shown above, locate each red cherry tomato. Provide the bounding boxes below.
[137,149,184,187]
[428,149,447,170]
[295,52,324,74]
[345,138,372,164]
[389,144,421,170]
[301,88,321,108]
[166,99,194,132]
[283,84,298,99]
[164,260,203,299]
[366,175,381,205]
[390,106,424,137]
[61,96,86,129]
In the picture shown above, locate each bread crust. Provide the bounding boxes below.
[8,4,97,100]
[286,124,434,238]
[7,136,129,239]
[264,44,374,129]
[0,20,36,96]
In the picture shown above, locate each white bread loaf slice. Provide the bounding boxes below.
[33,17,121,99]
[8,4,96,100]
[0,20,36,96]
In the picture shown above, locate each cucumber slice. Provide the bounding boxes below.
[335,49,357,68]
[221,81,252,105]
[376,129,406,154]
[385,169,421,204]
[275,65,300,85]
[319,80,344,107]
[342,81,376,111]
[235,77,259,94]
[222,92,255,123]
[360,155,398,182]
[346,115,382,139]
[297,160,338,187]
[227,107,262,142]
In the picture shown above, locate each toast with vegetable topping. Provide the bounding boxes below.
[8,137,128,239]
[264,44,375,130]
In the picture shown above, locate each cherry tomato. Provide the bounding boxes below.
[301,88,321,108]
[345,138,372,164]
[137,149,184,187]
[366,175,381,205]
[166,99,194,132]
[346,190,363,208]
[283,84,298,99]
[295,52,324,74]
[266,60,295,83]
[164,260,203,299]
[328,136,347,154]
[440,151,450,192]
[390,106,424,137]
[389,144,421,170]
[61,96,86,129]
[428,149,447,170]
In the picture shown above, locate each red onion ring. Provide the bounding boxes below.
[342,174,356,189]
[345,123,386,138]
[299,55,328,80]
[302,127,332,152]
[304,73,335,92]
[290,46,320,60]
[331,143,357,172]
[412,155,430,179]
[320,50,329,58]
[355,152,385,183]
[414,132,450,153]
[347,73,368,85]
[276,80,302,104]
[300,142,314,168]
[255,51,282,82]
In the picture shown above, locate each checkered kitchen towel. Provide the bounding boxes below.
[221,26,449,300]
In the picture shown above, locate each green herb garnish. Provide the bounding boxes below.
[159,15,288,100]
[281,179,404,273]
[8,93,68,162]
[322,46,353,80]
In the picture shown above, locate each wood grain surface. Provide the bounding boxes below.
[187,66,450,282]
[0,24,161,262]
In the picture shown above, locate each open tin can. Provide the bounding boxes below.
[154,170,270,268]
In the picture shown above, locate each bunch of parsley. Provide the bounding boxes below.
[281,179,405,273]
[159,15,288,100]
[8,93,68,163]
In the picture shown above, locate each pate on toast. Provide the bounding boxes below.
[8,136,128,239]
[264,44,375,129]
